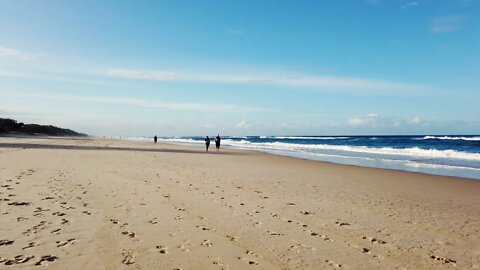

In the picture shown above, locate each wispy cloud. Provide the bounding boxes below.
[3,93,259,113]
[411,116,422,124]
[0,70,114,85]
[348,113,378,127]
[235,120,251,129]
[402,1,419,9]
[1,67,429,95]
[0,46,38,60]
[106,69,178,81]
[430,16,467,33]
[106,68,426,93]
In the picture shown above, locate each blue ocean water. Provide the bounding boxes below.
[128,135,480,180]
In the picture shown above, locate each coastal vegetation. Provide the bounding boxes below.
[0,118,86,136]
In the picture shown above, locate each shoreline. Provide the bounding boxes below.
[121,136,480,181]
[1,135,478,183]
[1,137,479,269]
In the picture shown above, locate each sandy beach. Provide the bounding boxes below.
[0,136,479,269]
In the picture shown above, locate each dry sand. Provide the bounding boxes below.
[0,137,479,269]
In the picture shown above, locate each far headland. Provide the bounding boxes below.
[0,118,87,137]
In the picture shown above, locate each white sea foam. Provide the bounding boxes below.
[121,136,151,142]
[423,136,480,141]
[403,160,480,171]
[273,136,350,140]
[218,140,480,161]
[159,138,203,144]
[140,137,480,162]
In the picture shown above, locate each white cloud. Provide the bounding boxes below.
[346,114,432,132]
[106,68,426,93]
[235,120,251,129]
[0,46,36,60]
[430,16,467,33]
[348,113,378,127]
[412,116,422,124]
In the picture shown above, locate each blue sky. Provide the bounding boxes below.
[1,0,479,136]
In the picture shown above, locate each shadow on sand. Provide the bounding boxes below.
[0,143,238,155]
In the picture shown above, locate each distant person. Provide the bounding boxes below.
[204,136,210,152]
[154,135,157,143]
[215,134,221,152]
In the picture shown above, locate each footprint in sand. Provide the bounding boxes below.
[325,259,343,268]
[177,239,191,252]
[23,221,48,235]
[177,244,190,252]
[22,241,38,250]
[121,249,135,265]
[56,238,75,248]
[156,245,168,254]
[35,255,59,266]
[7,201,31,206]
[34,207,49,212]
[148,218,159,224]
[336,221,351,227]
[430,255,456,264]
[197,225,214,231]
[226,235,237,242]
[110,219,119,224]
[268,231,285,236]
[1,255,35,265]
[237,256,259,266]
[362,236,386,244]
[253,221,263,227]
[212,257,227,268]
[122,231,137,239]
[0,239,14,246]
[51,228,63,234]
[201,239,213,247]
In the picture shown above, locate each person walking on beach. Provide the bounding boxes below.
[204,136,210,152]
[215,134,221,152]
[154,135,157,143]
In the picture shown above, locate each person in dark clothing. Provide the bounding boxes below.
[215,134,221,152]
[204,136,210,152]
[154,135,157,143]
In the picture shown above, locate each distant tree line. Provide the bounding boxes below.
[0,118,87,136]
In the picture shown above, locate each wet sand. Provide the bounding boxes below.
[0,137,479,269]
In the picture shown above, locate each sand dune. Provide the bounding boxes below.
[0,137,479,269]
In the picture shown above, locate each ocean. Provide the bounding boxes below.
[125,135,480,180]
